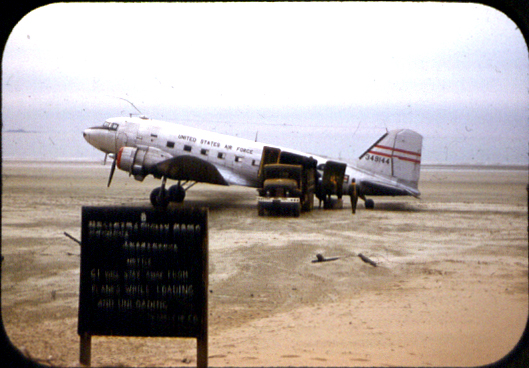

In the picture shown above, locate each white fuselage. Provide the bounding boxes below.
[84,116,366,191]
[83,116,422,199]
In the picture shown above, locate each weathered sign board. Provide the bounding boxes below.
[78,206,208,366]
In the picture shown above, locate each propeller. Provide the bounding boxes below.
[103,153,114,165]
[107,155,117,187]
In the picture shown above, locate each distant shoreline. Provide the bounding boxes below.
[421,163,528,172]
[2,158,527,172]
[2,158,102,164]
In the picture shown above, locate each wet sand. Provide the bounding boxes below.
[2,161,527,367]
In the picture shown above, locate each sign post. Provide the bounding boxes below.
[78,206,208,367]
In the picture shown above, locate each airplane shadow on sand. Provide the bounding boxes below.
[166,192,256,212]
[368,201,421,212]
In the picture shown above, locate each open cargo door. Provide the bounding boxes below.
[317,160,347,208]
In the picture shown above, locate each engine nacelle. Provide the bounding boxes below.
[117,146,172,181]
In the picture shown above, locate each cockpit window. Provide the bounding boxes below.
[102,122,119,130]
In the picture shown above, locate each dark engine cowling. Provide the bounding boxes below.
[117,146,172,181]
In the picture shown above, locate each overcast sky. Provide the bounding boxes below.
[2,2,528,164]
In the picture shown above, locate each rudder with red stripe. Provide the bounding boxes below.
[357,129,422,190]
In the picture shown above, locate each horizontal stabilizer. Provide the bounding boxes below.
[359,179,420,198]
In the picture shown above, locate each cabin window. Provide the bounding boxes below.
[217,152,226,159]
[151,133,158,138]
[344,175,350,184]
[252,160,259,167]
[184,145,192,152]
[166,141,175,148]
[201,149,209,156]
[235,156,243,163]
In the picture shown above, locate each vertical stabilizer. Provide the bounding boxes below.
[357,129,422,189]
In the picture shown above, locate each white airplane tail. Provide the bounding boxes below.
[357,129,422,193]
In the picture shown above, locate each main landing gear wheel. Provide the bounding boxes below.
[364,198,375,210]
[150,187,169,208]
[168,184,186,203]
[150,184,186,208]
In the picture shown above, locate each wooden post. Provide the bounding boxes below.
[79,333,91,366]
[197,221,209,368]
[197,334,208,368]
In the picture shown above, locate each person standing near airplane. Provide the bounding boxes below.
[349,178,358,214]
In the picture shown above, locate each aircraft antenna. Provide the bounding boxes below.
[116,97,143,117]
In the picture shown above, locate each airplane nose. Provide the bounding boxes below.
[83,129,90,142]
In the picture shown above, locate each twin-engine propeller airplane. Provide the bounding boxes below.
[83,115,422,211]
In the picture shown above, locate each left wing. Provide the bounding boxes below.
[117,146,229,185]
[155,155,228,186]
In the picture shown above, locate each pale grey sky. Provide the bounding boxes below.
[2,2,529,164]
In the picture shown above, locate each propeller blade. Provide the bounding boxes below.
[107,156,117,187]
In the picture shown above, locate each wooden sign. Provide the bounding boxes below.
[78,206,208,366]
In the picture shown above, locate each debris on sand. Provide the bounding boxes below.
[312,253,341,263]
[358,253,377,267]
[64,232,81,246]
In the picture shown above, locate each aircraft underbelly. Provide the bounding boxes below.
[217,165,259,187]
[359,180,408,196]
